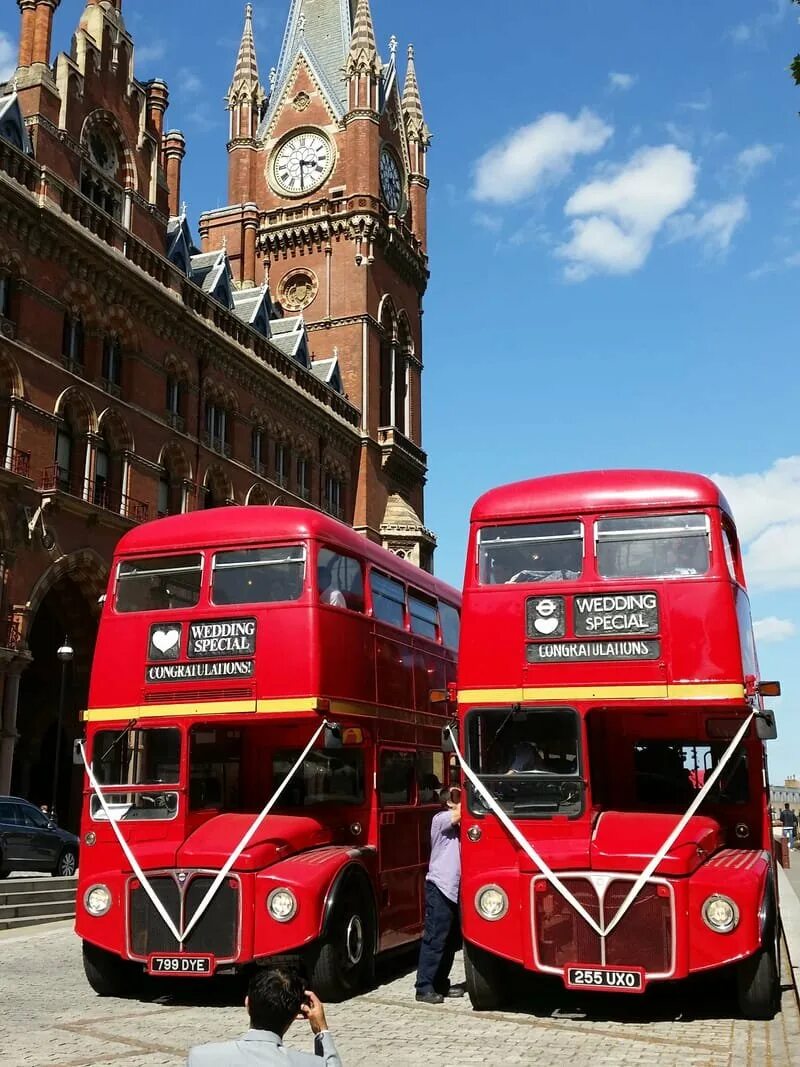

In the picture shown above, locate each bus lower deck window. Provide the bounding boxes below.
[596,513,710,579]
[478,522,583,584]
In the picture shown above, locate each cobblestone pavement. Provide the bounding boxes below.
[0,923,798,1067]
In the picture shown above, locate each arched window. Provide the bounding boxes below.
[275,440,290,488]
[379,334,393,428]
[251,427,266,473]
[166,376,185,427]
[62,311,85,367]
[54,424,73,493]
[296,455,311,501]
[93,437,111,508]
[95,410,134,515]
[205,400,230,456]
[101,335,122,395]
[324,472,343,520]
[157,442,191,518]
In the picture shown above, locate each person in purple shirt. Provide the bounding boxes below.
[415,786,465,1004]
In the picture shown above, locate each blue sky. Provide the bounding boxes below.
[1,1,799,782]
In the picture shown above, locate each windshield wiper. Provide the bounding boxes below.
[98,719,137,763]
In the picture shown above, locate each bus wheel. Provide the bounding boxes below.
[464,941,507,1011]
[736,932,781,1020]
[82,941,141,998]
[309,890,375,1002]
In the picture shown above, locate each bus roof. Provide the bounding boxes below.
[114,507,459,603]
[471,470,734,524]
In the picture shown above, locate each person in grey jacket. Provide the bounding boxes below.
[187,965,342,1066]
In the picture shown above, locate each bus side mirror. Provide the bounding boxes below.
[73,739,85,766]
[324,723,342,748]
[442,724,458,753]
[756,712,778,741]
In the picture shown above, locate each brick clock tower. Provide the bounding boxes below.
[201,0,435,569]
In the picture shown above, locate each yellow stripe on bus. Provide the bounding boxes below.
[457,682,745,704]
[83,697,390,722]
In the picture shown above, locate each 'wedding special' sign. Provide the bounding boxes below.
[145,618,256,683]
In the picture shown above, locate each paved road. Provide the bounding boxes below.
[0,923,798,1067]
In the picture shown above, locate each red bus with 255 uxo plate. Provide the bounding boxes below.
[75,507,460,1000]
[452,470,781,1019]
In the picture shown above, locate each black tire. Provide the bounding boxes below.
[464,941,508,1011]
[308,886,376,1002]
[82,941,141,998]
[54,848,78,877]
[737,928,781,1020]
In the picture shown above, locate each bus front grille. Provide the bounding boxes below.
[532,875,673,977]
[129,872,240,960]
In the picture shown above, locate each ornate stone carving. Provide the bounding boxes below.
[278,268,319,312]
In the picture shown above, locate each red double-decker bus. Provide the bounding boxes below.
[453,470,780,1019]
[75,507,460,999]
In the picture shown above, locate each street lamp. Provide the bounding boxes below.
[50,637,74,822]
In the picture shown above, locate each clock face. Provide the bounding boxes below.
[271,131,334,195]
[380,148,403,212]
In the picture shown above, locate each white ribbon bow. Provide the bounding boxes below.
[80,718,329,946]
[448,709,755,938]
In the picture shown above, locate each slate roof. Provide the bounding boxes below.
[0,91,33,156]
[310,356,343,394]
[260,0,356,130]
[232,285,273,337]
[269,314,311,366]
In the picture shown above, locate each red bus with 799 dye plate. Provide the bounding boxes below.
[75,507,460,1000]
[451,470,780,1019]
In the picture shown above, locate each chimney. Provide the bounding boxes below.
[17,0,36,68]
[162,130,186,218]
[30,0,60,68]
[145,79,169,143]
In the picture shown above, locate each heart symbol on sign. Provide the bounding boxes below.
[152,629,180,653]
[534,617,559,635]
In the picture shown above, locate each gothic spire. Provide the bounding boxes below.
[346,0,381,79]
[228,4,263,104]
[402,45,430,148]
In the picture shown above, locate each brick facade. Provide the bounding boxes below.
[0,0,435,828]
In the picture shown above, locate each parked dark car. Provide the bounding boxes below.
[0,796,79,878]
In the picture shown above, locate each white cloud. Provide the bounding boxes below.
[472,110,613,205]
[749,249,800,279]
[178,68,203,95]
[712,456,800,590]
[753,617,797,644]
[728,23,752,43]
[681,91,712,112]
[670,196,748,255]
[736,143,775,180]
[473,212,503,234]
[135,41,166,66]
[727,0,790,45]
[608,72,637,92]
[556,144,697,280]
[0,32,16,82]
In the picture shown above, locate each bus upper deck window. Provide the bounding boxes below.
[318,548,364,611]
[212,545,305,605]
[596,513,710,579]
[115,554,202,613]
[439,602,461,649]
[409,591,438,639]
[478,522,583,585]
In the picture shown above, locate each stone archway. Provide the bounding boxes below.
[13,551,108,830]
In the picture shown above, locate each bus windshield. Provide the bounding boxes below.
[115,554,203,612]
[90,726,180,820]
[212,545,306,605]
[478,522,582,584]
[466,708,583,817]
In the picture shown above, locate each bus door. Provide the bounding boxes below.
[377,747,422,948]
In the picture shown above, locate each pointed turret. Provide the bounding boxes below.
[227,4,266,143]
[403,45,431,249]
[346,0,381,112]
[402,45,431,161]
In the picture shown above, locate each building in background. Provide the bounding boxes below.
[0,0,435,827]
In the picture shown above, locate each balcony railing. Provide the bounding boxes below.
[3,446,31,478]
[38,466,149,523]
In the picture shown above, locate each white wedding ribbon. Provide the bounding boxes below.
[602,710,755,936]
[447,726,602,936]
[81,718,329,946]
[448,709,756,939]
[80,740,182,944]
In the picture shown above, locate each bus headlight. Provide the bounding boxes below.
[702,894,739,933]
[476,885,508,921]
[84,884,112,917]
[267,887,297,922]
